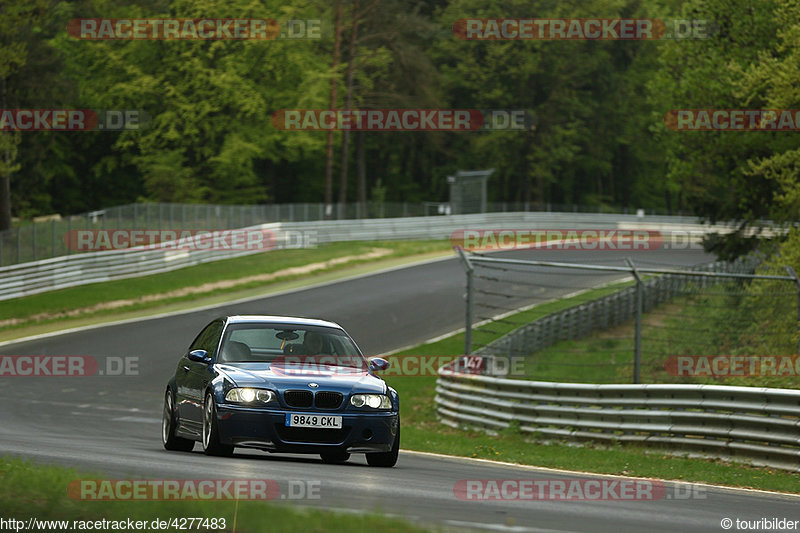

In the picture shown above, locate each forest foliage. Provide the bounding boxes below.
[0,0,798,244]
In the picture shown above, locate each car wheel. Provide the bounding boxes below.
[366,421,399,467]
[320,451,350,464]
[162,390,194,452]
[202,392,234,457]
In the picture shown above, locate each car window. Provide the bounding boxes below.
[189,320,224,356]
[219,324,363,364]
[229,328,284,350]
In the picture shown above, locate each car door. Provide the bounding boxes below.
[177,320,224,431]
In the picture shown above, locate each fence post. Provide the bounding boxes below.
[786,266,800,355]
[626,258,643,384]
[16,226,21,264]
[51,219,56,258]
[456,247,474,355]
[67,217,72,255]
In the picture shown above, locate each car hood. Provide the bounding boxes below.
[216,363,387,395]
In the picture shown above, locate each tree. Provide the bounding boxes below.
[52,0,333,206]
[324,0,343,216]
[0,0,64,229]
[648,0,784,257]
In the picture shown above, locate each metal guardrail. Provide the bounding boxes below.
[436,365,800,471]
[0,200,703,267]
[0,211,756,301]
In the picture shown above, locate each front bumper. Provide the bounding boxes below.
[216,403,399,454]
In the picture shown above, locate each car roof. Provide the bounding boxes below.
[223,315,344,330]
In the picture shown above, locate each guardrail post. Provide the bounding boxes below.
[786,266,800,355]
[456,246,474,355]
[626,258,643,384]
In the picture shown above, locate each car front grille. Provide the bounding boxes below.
[284,390,313,408]
[315,391,343,409]
[275,425,350,444]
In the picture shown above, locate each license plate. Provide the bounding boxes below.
[285,413,343,429]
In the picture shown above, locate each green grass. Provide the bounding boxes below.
[515,283,798,388]
[0,457,436,532]
[383,285,800,494]
[0,240,453,340]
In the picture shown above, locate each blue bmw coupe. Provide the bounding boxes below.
[162,315,399,467]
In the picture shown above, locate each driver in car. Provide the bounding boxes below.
[302,330,324,355]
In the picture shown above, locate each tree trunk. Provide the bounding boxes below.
[356,132,367,215]
[0,76,13,231]
[337,0,359,219]
[324,0,343,218]
[0,159,11,231]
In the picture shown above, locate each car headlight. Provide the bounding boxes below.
[350,394,392,409]
[225,388,276,404]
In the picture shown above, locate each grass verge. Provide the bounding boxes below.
[0,240,452,342]
[519,284,798,387]
[0,456,436,533]
[384,285,800,494]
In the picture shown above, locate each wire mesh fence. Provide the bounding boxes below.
[460,252,799,386]
[1,201,695,267]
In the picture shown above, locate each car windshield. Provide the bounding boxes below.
[218,323,365,367]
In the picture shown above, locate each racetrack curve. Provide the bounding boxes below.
[1,248,798,532]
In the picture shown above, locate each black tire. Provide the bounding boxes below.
[162,390,195,452]
[366,421,399,467]
[320,451,350,464]
[202,393,234,457]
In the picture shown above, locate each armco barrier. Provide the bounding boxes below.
[436,364,800,471]
[0,212,761,301]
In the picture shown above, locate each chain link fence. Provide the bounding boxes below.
[1,201,697,267]
[458,251,799,385]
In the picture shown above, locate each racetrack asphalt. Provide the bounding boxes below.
[1,248,798,532]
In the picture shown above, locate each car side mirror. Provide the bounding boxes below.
[368,357,390,372]
[188,349,211,363]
